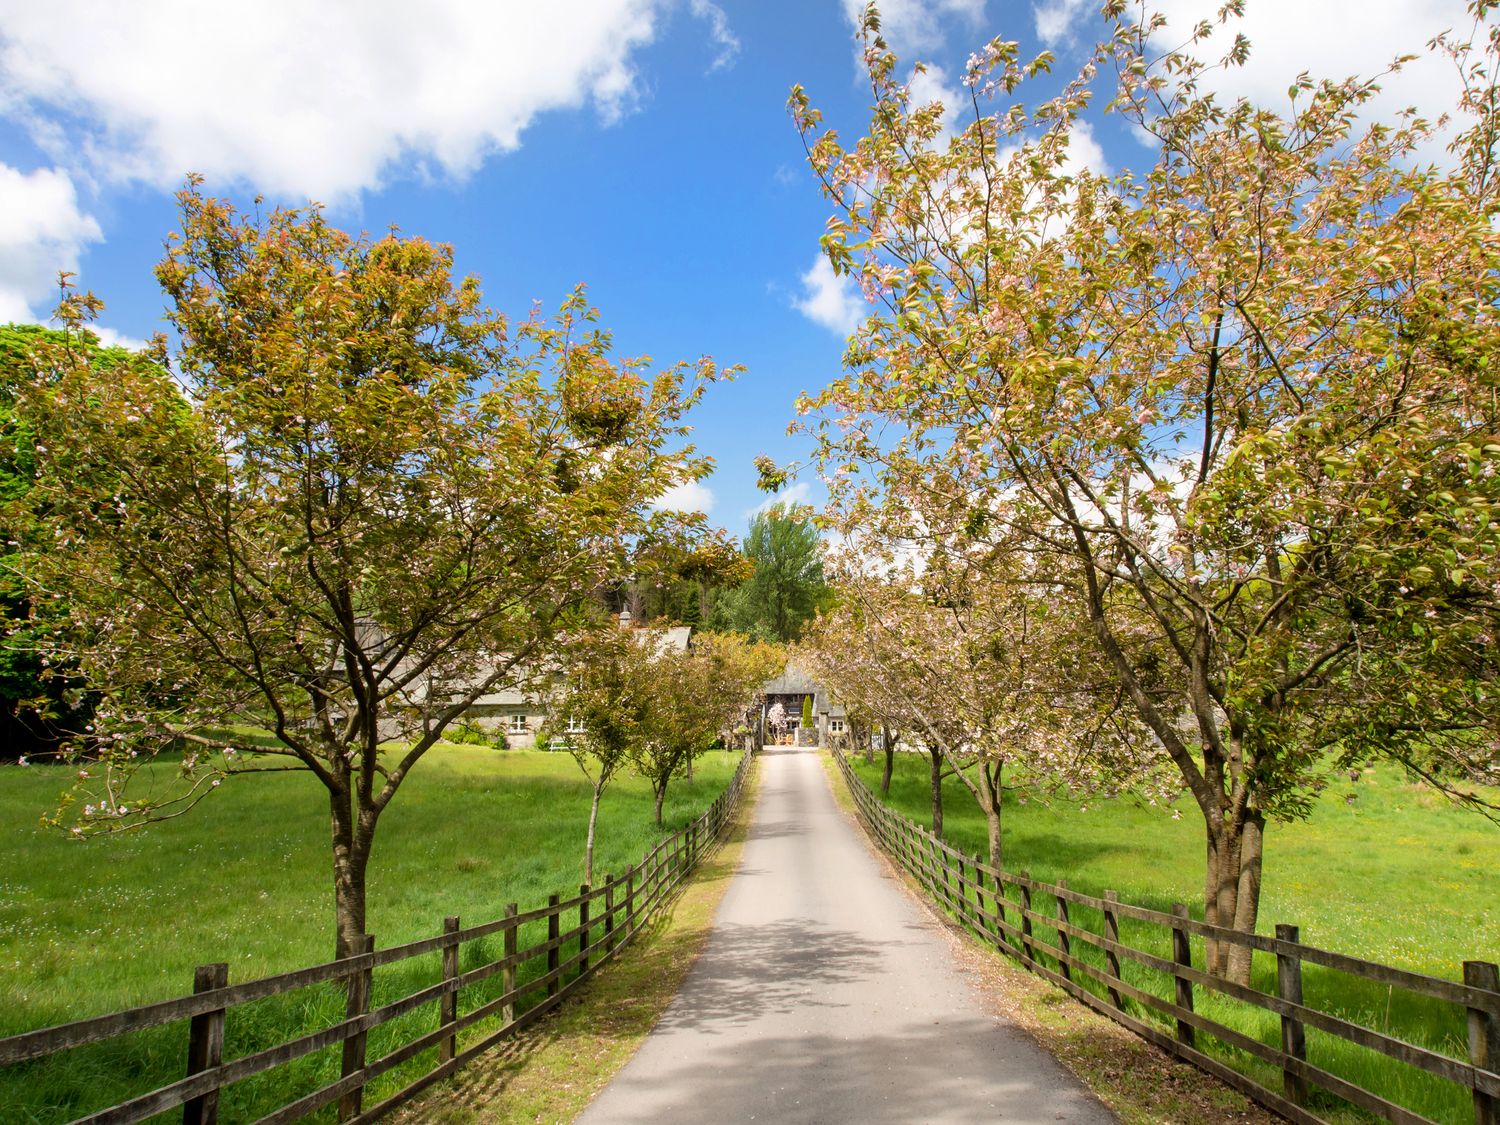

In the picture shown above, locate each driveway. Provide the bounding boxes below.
[578,746,1117,1124]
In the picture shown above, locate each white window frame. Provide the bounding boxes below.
[508,713,529,735]
[566,715,586,734]
[829,718,846,735]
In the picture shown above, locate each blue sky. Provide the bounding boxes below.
[0,0,1475,537]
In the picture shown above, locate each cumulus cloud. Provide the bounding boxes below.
[652,477,716,514]
[748,479,812,519]
[91,325,152,352]
[0,164,102,324]
[907,62,966,135]
[841,0,985,56]
[0,0,674,201]
[689,0,740,72]
[1032,0,1092,45]
[794,256,865,336]
[1034,0,1473,157]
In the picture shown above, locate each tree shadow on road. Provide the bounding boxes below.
[652,918,887,1032]
[582,1015,1114,1123]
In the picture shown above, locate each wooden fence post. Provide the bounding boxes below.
[1056,880,1072,983]
[183,962,228,1125]
[1020,873,1035,964]
[1171,905,1195,1048]
[1465,960,1499,1125]
[1103,891,1123,1009]
[955,854,968,923]
[338,934,375,1122]
[579,885,591,975]
[993,872,1009,954]
[502,904,518,1024]
[547,894,561,998]
[971,854,986,941]
[1276,924,1308,1106]
[439,916,460,1065]
[604,875,616,954]
[626,865,636,934]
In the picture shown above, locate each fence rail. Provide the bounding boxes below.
[832,749,1500,1125]
[2,752,753,1125]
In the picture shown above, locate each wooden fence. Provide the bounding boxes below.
[0,751,753,1125]
[833,750,1500,1125]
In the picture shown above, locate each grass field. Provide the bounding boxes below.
[848,752,1500,1124]
[0,744,742,1123]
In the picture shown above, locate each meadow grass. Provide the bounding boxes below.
[0,745,741,1124]
[848,753,1499,1125]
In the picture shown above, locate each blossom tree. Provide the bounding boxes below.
[808,524,1158,869]
[19,180,729,958]
[790,3,1500,980]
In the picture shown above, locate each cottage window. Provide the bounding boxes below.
[567,715,586,734]
[829,718,846,734]
[508,713,529,735]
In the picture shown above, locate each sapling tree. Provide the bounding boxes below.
[630,630,779,825]
[791,3,1500,980]
[542,625,649,885]
[19,180,728,958]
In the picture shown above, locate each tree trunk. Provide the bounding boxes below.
[330,790,372,961]
[880,731,895,797]
[976,760,1003,871]
[584,782,603,886]
[1201,809,1266,986]
[928,746,944,838]
[653,782,666,828]
[1226,812,1264,984]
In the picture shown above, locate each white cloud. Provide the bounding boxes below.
[689,0,740,72]
[748,479,812,519]
[1037,0,1473,160]
[907,62,966,135]
[0,164,101,324]
[0,0,674,201]
[1150,0,1467,114]
[91,325,152,352]
[841,0,986,56]
[794,255,865,336]
[653,478,716,514]
[1033,0,1091,45]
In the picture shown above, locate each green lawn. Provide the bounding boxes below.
[849,753,1499,1124]
[0,745,741,1123]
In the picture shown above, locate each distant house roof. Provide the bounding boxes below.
[761,662,819,696]
[655,626,693,654]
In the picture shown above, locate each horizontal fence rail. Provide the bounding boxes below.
[2,751,754,1125]
[833,750,1500,1125]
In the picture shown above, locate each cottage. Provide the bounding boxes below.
[462,616,694,747]
[758,662,846,747]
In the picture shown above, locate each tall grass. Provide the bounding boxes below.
[849,754,1498,1125]
[0,745,740,1123]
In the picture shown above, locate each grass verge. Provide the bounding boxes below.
[391,757,760,1123]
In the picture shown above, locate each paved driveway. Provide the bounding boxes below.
[578,747,1116,1124]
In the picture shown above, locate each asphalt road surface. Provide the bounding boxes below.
[578,746,1117,1124]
